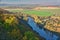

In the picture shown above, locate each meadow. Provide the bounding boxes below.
[7,9,60,16]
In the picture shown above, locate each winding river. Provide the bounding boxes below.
[28,17,58,40]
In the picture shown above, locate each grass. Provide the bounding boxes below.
[8,9,60,16]
[9,9,21,12]
[21,10,53,16]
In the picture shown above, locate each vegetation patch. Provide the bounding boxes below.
[8,9,54,16]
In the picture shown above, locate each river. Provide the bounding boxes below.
[28,17,58,40]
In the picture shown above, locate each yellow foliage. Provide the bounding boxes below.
[31,15,42,23]
[23,36,27,40]
[23,16,28,21]
[5,16,15,24]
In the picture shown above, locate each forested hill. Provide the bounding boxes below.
[0,9,44,40]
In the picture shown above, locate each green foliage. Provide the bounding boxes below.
[8,29,22,40]
[24,31,34,38]
[29,37,39,40]
[0,14,43,40]
[23,31,39,40]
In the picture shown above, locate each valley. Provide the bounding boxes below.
[0,7,60,40]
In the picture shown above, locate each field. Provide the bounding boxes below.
[7,9,60,16]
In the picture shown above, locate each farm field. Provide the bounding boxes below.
[7,9,60,16]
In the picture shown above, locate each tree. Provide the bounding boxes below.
[23,31,39,40]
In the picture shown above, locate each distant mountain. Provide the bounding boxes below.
[0,4,60,8]
[0,4,18,6]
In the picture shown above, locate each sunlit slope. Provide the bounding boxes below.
[0,9,44,40]
[4,8,60,32]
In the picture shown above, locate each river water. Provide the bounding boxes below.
[28,17,58,40]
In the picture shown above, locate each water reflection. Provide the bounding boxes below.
[28,17,58,40]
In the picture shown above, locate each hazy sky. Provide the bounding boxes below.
[0,0,60,5]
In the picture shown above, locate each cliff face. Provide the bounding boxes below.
[30,14,60,32]
[31,15,60,33]
[44,16,60,32]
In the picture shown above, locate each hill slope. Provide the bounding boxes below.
[0,9,44,40]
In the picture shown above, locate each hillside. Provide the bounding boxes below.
[5,8,60,33]
[0,9,44,40]
[0,8,60,40]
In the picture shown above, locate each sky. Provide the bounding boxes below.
[0,0,60,5]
